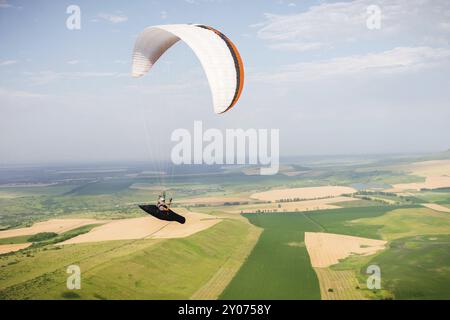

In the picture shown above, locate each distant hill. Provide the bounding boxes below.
[420,150,450,161]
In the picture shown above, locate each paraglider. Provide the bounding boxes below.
[139,192,185,224]
[138,205,186,224]
[132,24,244,223]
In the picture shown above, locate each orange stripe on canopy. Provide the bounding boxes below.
[197,25,244,113]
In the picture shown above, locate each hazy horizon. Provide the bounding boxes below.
[1,149,447,168]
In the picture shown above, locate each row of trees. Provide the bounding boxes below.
[275,195,335,203]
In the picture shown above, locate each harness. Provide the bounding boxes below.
[157,202,167,211]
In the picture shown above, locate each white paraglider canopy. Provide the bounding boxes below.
[132,24,244,114]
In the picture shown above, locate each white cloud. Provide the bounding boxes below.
[0,60,17,66]
[67,60,80,65]
[160,10,168,20]
[253,46,450,83]
[97,13,128,23]
[256,0,450,52]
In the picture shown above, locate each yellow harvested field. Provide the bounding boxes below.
[0,243,32,255]
[386,160,450,192]
[61,209,221,245]
[387,175,450,192]
[0,218,103,239]
[422,203,450,213]
[305,232,385,300]
[251,186,356,202]
[314,268,367,300]
[226,196,357,214]
[178,196,250,205]
[305,232,387,268]
[406,160,450,177]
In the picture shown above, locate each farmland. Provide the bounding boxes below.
[1,153,450,299]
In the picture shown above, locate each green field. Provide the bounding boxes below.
[221,213,322,299]
[305,206,400,239]
[366,234,450,300]
[0,185,77,199]
[353,207,450,240]
[328,206,450,299]
[66,179,136,196]
[0,235,31,245]
[414,191,450,204]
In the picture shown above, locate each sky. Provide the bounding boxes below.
[1,0,450,165]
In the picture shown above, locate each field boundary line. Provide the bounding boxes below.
[190,224,263,300]
[301,212,326,232]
